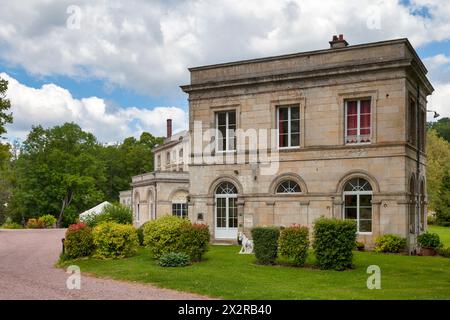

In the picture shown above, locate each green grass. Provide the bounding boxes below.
[429,225,450,247]
[61,245,450,300]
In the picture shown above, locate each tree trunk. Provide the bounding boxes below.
[57,190,73,228]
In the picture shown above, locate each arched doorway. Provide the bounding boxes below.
[215,181,238,239]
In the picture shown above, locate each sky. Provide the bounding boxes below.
[0,0,449,143]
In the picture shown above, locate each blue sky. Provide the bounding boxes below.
[0,0,449,143]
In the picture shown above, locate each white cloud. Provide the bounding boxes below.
[1,0,450,95]
[428,83,450,121]
[0,73,186,143]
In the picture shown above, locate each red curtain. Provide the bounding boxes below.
[346,101,358,140]
[360,100,371,139]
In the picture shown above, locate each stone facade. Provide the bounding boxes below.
[181,37,433,250]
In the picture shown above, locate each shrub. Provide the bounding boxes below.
[180,223,210,262]
[38,214,57,228]
[313,217,357,270]
[374,234,406,253]
[143,215,190,259]
[92,221,139,259]
[437,247,450,258]
[82,204,133,227]
[1,218,23,229]
[427,214,436,225]
[417,232,442,249]
[64,222,94,259]
[159,252,190,267]
[26,218,44,229]
[136,224,145,246]
[355,241,365,251]
[251,227,280,265]
[278,225,309,266]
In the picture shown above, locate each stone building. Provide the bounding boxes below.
[121,119,190,227]
[179,36,433,250]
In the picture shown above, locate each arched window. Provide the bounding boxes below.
[216,182,238,195]
[276,180,301,194]
[343,178,372,233]
[215,181,238,239]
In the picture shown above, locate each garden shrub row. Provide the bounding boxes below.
[64,221,138,260]
[25,214,57,229]
[250,218,356,270]
[374,234,406,253]
[142,215,210,263]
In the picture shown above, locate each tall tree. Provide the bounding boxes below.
[429,117,450,143]
[0,77,13,163]
[11,123,106,226]
[426,129,450,214]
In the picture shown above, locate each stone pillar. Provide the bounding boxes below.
[237,198,245,234]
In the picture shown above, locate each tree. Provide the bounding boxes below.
[0,77,13,164]
[99,132,163,201]
[10,123,106,227]
[429,117,450,143]
[426,130,450,210]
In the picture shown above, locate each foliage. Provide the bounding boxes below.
[435,167,450,226]
[278,225,309,266]
[26,218,44,229]
[38,214,57,228]
[0,77,13,139]
[1,217,22,229]
[312,217,357,270]
[251,227,280,265]
[417,232,442,249]
[374,234,406,253]
[437,247,450,258]
[82,203,132,227]
[137,224,145,246]
[158,252,190,267]
[92,221,139,259]
[429,117,450,143]
[64,222,94,259]
[426,130,450,220]
[142,215,191,259]
[179,223,210,262]
[427,214,436,225]
[355,241,365,251]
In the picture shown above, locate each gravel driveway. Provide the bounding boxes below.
[0,229,208,300]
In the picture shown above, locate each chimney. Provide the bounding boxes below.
[329,34,349,49]
[166,119,172,139]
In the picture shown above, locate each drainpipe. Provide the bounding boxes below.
[415,83,421,254]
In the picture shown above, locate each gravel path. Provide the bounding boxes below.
[0,229,209,300]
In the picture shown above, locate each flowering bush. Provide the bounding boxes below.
[374,234,406,253]
[278,225,309,266]
[64,222,94,259]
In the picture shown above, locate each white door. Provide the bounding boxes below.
[214,182,238,240]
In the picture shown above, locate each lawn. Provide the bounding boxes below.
[429,225,450,247]
[63,245,450,300]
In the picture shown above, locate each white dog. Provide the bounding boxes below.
[238,232,254,254]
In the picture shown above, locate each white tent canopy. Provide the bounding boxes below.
[79,201,111,221]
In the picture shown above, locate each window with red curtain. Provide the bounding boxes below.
[345,99,371,144]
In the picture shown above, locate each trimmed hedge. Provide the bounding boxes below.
[278,225,309,266]
[313,217,357,270]
[251,227,280,265]
[417,232,442,249]
[92,221,139,259]
[159,252,190,267]
[64,222,94,259]
[26,218,44,229]
[180,223,211,262]
[374,234,406,253]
